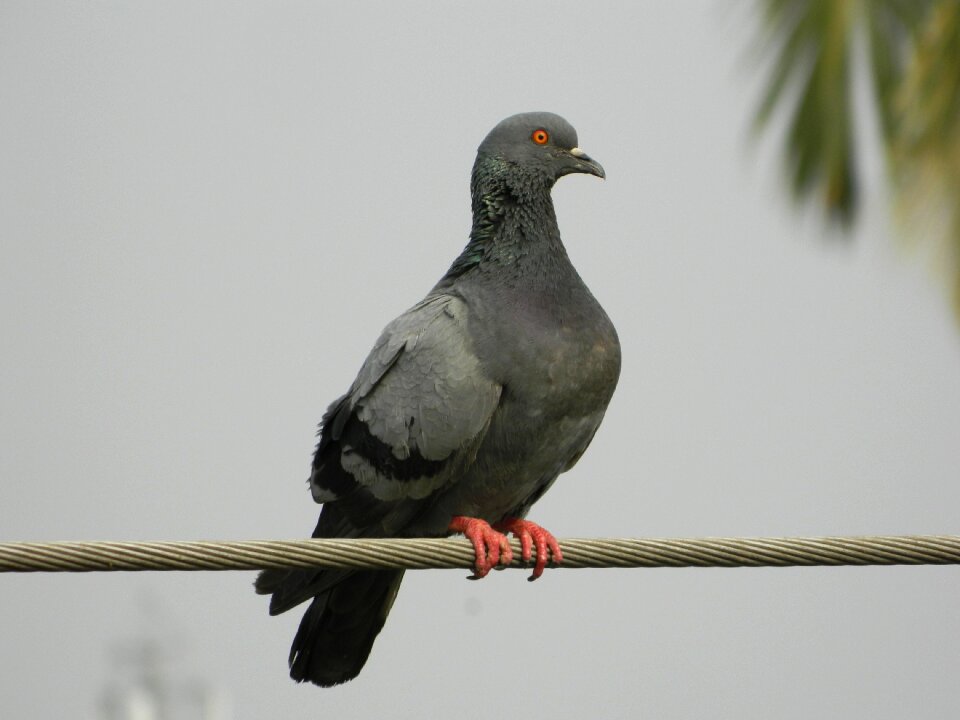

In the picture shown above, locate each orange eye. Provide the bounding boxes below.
[531,129,549,145]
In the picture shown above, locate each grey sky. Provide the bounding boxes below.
[2,2,958,718]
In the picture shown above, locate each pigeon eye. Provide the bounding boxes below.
[531,129,549,145]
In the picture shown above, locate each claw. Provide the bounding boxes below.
[494,518,562,580]
[448,516,513,578]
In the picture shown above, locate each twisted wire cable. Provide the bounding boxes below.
[1,535,958,573]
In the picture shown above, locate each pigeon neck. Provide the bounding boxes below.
[443,162,568,281]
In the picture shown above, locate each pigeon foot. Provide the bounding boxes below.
[494,518,563,581]
[448,516,513,579]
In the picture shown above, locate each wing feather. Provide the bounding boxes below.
[310,294,501,521]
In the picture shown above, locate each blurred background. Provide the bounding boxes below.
[1,2,958,718]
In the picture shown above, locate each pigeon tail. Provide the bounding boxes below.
[286,569,405,687]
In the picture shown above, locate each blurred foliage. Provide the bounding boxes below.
[894,3,960,316]
[755,0,960,319]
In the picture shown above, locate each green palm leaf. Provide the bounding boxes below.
[893,3,960,315]
[755,0,960,322]
[755,0,930,226]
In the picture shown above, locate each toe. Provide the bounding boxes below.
[484,528,501,569]
[498,533,514,567]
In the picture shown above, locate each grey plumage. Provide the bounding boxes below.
[256,111,621,687]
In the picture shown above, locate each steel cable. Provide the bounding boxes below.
[1,535,958,573]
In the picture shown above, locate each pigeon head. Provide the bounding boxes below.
[475,112,605,190]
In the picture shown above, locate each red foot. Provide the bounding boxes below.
[494,518,563,581]
[448,516,513,579]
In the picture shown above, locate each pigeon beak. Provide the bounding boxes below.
[567,147,605,179]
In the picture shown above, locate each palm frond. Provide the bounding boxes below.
[754,0,929,227]
[864,0,934,142]
[892,3,960,316]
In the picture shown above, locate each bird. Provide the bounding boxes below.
[255,111,621,687]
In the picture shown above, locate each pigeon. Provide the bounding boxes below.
[255,111,621,687]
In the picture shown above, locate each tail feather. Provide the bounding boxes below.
[258,504,403,686]
[254,503,370,617]
[255,566,348,616]
[287,570,405,686]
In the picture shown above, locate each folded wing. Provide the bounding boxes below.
[311,293,502,534]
